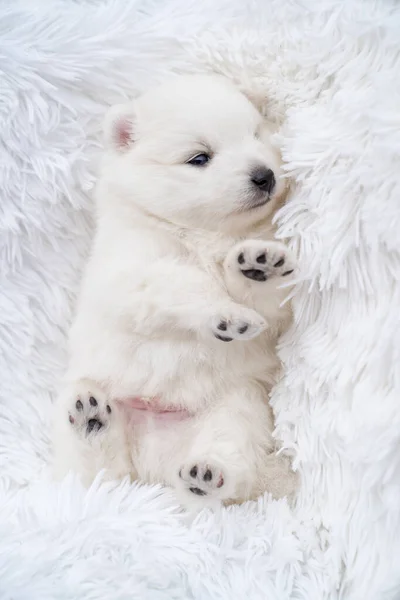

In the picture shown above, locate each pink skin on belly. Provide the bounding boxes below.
[116,396,192,424]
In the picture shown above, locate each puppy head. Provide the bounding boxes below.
[102,75,285,233]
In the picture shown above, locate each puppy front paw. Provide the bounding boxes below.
[68,381,112,438]
[179,462,225,498]
[210,306,266,342]
[226,240,296,282]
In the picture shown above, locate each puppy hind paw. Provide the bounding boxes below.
[179,462,225,498]
[68,381,112,438]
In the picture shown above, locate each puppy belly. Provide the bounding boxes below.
[128,381,275,506]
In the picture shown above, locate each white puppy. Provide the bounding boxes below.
[53,75,297,508]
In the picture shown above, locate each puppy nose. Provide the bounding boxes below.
[250,168,276,194]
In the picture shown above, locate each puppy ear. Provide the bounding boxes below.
[103,103,136,150]
[229,75,268,115]
[241,89,267,114]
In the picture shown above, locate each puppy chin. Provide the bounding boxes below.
[244,190,273,211]
[220,187,285,235]
[238,186,281,213]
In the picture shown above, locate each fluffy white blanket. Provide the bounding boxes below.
[1,0,399,598]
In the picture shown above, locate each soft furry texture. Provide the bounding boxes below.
[0,0,399,598]
[53,74,296,509]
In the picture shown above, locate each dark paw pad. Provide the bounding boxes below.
[203,469,212,481]
[87,418,103,434]
[241,268,267,282]
[215,321,233,341]
[256,253,266,264]
[215,334,234,342]
[189,487,207,496]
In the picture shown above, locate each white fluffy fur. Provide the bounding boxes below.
[53,75,296,508]
[1,0,400,598]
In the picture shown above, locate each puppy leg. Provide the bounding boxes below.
[118,260,267,342]
[168,386,295,508]
[53,379,133,485]
[223,240,296,321]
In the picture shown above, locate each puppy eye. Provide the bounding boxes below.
[186,153,210,167]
